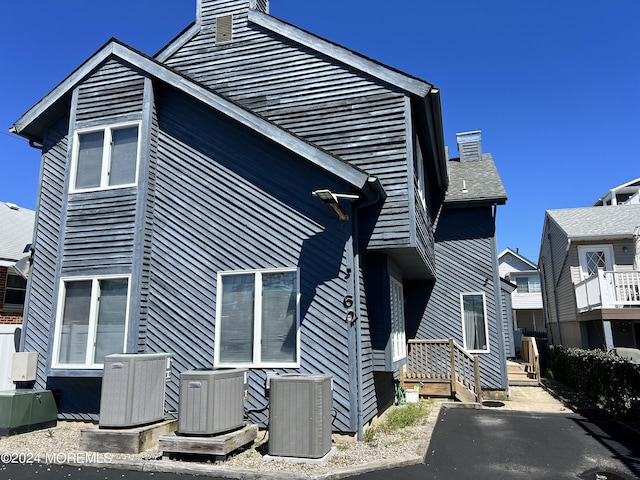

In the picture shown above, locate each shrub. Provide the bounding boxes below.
[550,346,640,422]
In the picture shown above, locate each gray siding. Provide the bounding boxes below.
[21,115,70,390]
[61,191,137,272]
[418,206,506,389]
[146,86,361,432]
[75,59,145,124]
[22,59,149,420]
[500,286,515,357]
[163,6,417,256]
[135,80,159,353]
[539,216,569,345]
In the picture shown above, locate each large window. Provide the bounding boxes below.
[389,276,407,362]
[460,293,489,353]
[4,273,27,308]
[215,268,299,367]
[71,123,140,192]
[53,276,130,368]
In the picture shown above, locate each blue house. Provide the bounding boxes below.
[11,0,508,438]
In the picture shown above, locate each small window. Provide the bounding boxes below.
[71,123,140,192]
[460,293,489,353]
[215,268,299,368]
[389,276,407,362]
[53,276,130,368]
[4,274,27,308]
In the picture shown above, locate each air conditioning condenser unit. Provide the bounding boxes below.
[268,374,332,458]
[178,368,247,435]
[99,353,171,428]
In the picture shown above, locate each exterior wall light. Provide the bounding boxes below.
[312,189,360,222]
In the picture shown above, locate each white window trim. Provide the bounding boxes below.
[51,274,131,369]
[577,244,615,280]
[69,121,141,194]
[460,292,490,354]
[514,274,541,294]
[389,276,407,363]
[214,267,300,369]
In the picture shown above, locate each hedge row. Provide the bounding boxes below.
[550,346,640,422]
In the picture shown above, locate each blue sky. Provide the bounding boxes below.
[1,0,638,262]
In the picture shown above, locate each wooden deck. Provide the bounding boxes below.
[402,339,482,404]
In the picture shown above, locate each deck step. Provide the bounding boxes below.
[509,378,540,386]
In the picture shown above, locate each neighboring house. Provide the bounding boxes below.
[10,0,507,434]
[593,177,640,206]
[539,202,640,350]
[498,248,544,355]
[0,201,35,390]
[0,201,34,324]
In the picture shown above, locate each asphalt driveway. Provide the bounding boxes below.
[350,407,640,480]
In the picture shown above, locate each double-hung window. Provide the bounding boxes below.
[515,276,541,294]
[215,268,299,368]
[4,273,27,308]
[53,276,130,368]
[460,292,489,353]
[71,122,140,192]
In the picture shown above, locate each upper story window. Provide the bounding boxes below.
[4,273,27,308]
[52,275,130,369]
[71,122,140,193]
[460,292,489,353]
[515,276,541,294]
[215,268,299,368]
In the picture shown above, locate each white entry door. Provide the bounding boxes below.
[578,245,614,280]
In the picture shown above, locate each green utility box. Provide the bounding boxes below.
[0,390,58,436]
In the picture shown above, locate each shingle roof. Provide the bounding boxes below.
[547,204,640,239]
[0,202,35,262]
[444,153,507,205]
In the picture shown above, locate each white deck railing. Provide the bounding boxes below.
[575,269,640,311]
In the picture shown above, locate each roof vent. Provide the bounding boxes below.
[5,202,20,210]
[456,131,482,162]
[216,14,233,44]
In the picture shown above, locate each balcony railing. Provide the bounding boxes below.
[575,269,640,311]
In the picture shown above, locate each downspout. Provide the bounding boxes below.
[352,177,384,441]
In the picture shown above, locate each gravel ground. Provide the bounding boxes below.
[0,400,442,477]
